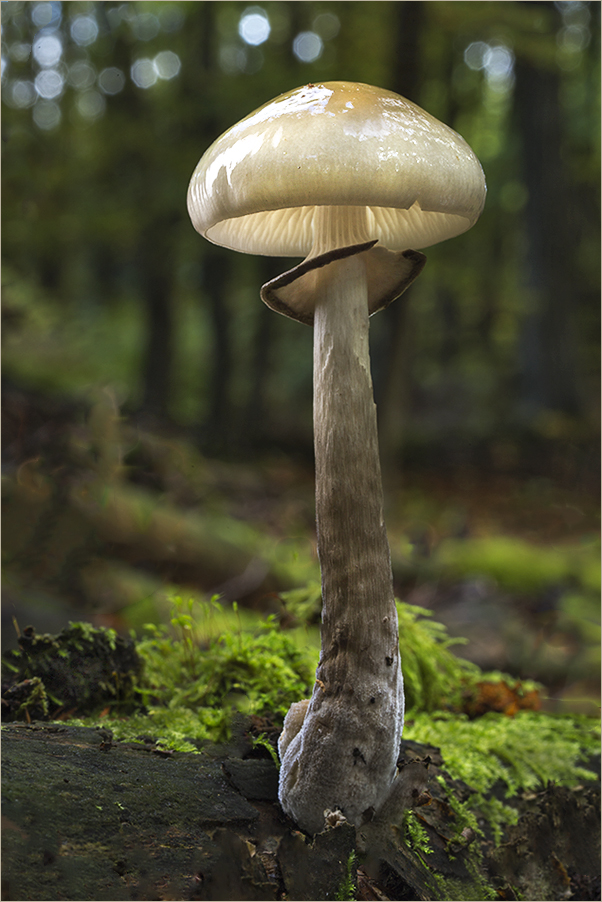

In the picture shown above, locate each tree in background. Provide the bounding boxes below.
[2,1,600,478]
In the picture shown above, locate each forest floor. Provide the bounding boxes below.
[2,379,600,712]
[2,382,600,901]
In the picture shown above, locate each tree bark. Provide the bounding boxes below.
[514,15,582,418]
[3,721,599,901]
[200,246,234,454]
[374,0,426,469]
[138,219,175,420]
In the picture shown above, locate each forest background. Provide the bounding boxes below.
[2,0,600,714]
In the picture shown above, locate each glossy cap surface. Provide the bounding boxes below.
[187,81,486,257]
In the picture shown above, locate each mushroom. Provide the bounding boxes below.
[187,81,486,835]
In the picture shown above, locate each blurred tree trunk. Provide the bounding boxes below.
[139,219,175,420]
[242,261,278,452]
[201,246,234,455]
[374,1,425,471]
[514,10,582,419]
[189,1,237,455]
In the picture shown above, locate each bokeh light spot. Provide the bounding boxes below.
[32,33,62,68]
[34,67,64,99]
[131,58,157,89]
[9,79,37,108]
[70,15,99,47]
[292,31,323,63]
[31,2,61,29]
[154,50,181,80]
[464,41,489,71]
[219,45,247,75]
[131,12,161,42]
[313,13,340,40]
[98,67,125,95]
[239,7,271,46]
[33,97,61,129]
[9,42,32,63]
[68,60,96,90]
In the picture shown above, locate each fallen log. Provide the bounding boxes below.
[2,719,599,901]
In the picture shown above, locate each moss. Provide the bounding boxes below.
[283,591,543,717]
[335,850,357,901]
[403,710,600,851]
[3,589,598,869]
[137,599,316,722]
[1,622,141,720]
[405,710,600,798]
[432,871,498,902]
[435,534,601,596]
[396,601,480,713]
[251,731,281,768]
[403,811,434,860]
[1,675,49,721]
[121,594,544,752]
[404,778,501,901]
[65,596,317,749]
[471,794,519,845]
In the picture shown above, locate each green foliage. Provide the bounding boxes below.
[281,592,544,717]
[405,710,600,798]
[97,595,317,748]
[439,778,485,844]
[1,268,145,401]
[64,596,315,749]
[52,593,486,748]
[280,589,520,716]
[557,590,602,676]
[403,709,600,848]
[138,597,315,718]
[433,865,498,902]
[436,535,601,596]
[431,535,602,692]
[473,794,519,846]
[335,851,357,902]
[426,780,499,902]
[417,778,508,901]
[403,811,434,860]
[251,732,281,769]
[6,676,49,721]
[4,585,598,887]
[396,602,479,713]
[280,580,323,624]
[1,622,141,720]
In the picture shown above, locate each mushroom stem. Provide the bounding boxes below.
[313,254,399,675]
[277,249,404,835]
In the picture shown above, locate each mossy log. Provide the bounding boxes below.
[2,720,599,901]
[2,472,316,625]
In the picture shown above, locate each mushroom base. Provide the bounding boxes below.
[278,666,404,835]
[277,252,405,835]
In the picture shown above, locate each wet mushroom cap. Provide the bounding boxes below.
[187,81,487,258]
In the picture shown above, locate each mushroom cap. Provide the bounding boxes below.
[187,81,486,258]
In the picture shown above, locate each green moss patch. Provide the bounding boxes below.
[435,535,601,597]
[2,587,600,900]
[2,622,141,721]
[405,710,599,799]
